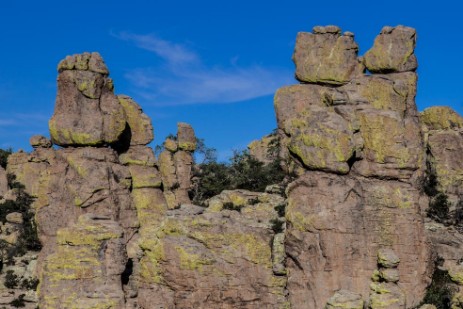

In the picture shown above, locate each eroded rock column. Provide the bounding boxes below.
[276,25,431,308]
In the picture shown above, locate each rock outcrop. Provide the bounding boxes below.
[248,133,279,164]
[158,123,196,209]
[49,52,127,147]
[276,25,431,308]
[2,25,463,309]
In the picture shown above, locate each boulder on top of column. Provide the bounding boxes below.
[364,26,417,73]
[177,122,196,151]
[49,52,127,147]
[293,25,363,85]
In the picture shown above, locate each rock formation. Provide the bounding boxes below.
[158,123,196,209]
[1,25,463,309]
[275,25,431,308]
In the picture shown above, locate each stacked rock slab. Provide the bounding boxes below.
[158,123,196,209]
[369,248,405,308]
[276,25,431,308]
[6,53,146,308]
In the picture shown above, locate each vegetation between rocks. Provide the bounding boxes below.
[418,259,457,309]
[189,137,287,205]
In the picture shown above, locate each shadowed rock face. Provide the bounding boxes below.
[3,26,463,309]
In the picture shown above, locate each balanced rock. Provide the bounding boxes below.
[30,135,52,148]
[117,95,154,146]
[378,248,400,268]
[177,122,196,151]
[49,52,127,147]
[364,26,417,73]
[293,25,362,84]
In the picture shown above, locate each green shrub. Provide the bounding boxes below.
[0,148,12,169]
[20,277,39,290]
[454,200,463,227]
[248,198,259,205]
[270,218,284,233]
[4,270,19,289]
[189,138,286,205]
[190,162,231,205]
[10,294,25,307]
[427,193,450,223]
[222,202,242,212]
[421,265,457,309]
[0,175,41,265]
[274,203,286,217]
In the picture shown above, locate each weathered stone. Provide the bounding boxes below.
[421,107,463,196]
[118,145,156,166]
[378,268,400,283]
[364,26,417,73]
[293,26,362,84]
[49,53,126,147]
[30,135,52,148]
[0,166,8,197]
[248,134,279,164]
[164,138,178,152]
[452,292,463,309]
[325,290,364,309]
[177,122,196,151]
[378,248,400,268]
[6,212,23,224]
[284,106,356,174]
[419,305,437,309]
[369,282,406,309]
[137,197,288,309]
[39,214,126,308]
[285,172,430,308]
[128,165,162,189]
[118,95,154,145]
[421,106,463,131]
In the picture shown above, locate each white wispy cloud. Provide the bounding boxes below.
[116,32,198,66]
[115,32,293,106]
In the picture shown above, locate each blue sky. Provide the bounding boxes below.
[0,1,462,160]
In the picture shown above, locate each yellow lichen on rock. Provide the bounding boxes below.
[421,106,463,130]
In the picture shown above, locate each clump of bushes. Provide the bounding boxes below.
[422,164,463,227]
[10,294,25,307]
[420,258,457,309]
[222,202,243,212]
[0,175,42,259]
[427,193,450,223]
[190,147,286,205]
[4,270,19,289]
[270,219,284,233]
[0,148,12,169]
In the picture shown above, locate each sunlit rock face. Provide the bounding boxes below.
[276,25,432,309]
[5,24,463,308]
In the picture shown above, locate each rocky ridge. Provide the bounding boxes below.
[0,25,461,309]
